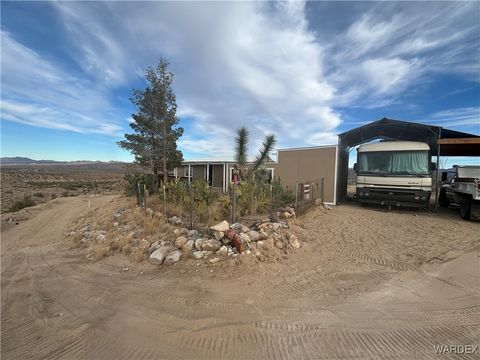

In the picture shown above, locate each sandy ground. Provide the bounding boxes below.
[1,196,479,359]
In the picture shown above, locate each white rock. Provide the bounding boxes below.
[248,231,261,242]
[165,250,182,265]
[201,239,222,251]
[289,235,301,249]
[209,257,220,264]
[175,236,188,248]
[149,245,172,265]
[210,220,229,232]
[240,233,251,243]
[113,222,119,227]
[148,241,160,254]
[217,245,228,257]
[187,229,199,238]
[213,231,224,241]
[195,238,205,251]
[96,234,106,241]
[191,251,207,259]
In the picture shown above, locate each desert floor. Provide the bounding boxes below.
[1,195,479,359]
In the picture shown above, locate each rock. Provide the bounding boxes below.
[210,220,229,232]
[217,245,228,257]
[139,239,150,249]
[280,211,291,219]
[148,241,160,254]
[232,234,245,253]
[149,245,172,265]
[213,231,224,241]
[175,236,188,248]
[113,222,119,227]
[231,223,250,233]
[173,229,181,236]
[275,241,284,249]
[187,229,199,239]
[224,229,236,240]
[259,229,269,239]
[167,216,182,225]
[146,208,154,215]
[180,228,189,235]
[209,257,221,264]
[164,250,182,265]
[195,238,206,251]
[191,251,208,259]
[96,234,106,241]
[182,239,195,253]
[239,232,250,243]
[201,239,222,251]
[289,235,301,249]
[248,231,261,242]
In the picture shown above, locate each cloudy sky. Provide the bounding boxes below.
[1,1,479,162]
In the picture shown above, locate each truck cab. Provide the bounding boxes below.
[353,141,435,208]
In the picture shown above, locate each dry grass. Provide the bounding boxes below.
[131,247,147,262]
[91,244,110,261]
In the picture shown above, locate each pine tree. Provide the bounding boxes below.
[118,59,183,184]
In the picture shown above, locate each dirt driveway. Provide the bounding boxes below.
[1,196,479,359]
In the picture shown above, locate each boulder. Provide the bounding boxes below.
[231,223,249,233]
[217,245,228,257]
[195,238,206,251]
[164,250,182,265]
[149,245,172,265]
[201,239,222,251]
[175,236,188,249]
[148,241,160,254]
[213,231,224,241]
[182,239,195,253]
[248,230,261,242]
[187,229,199,239]
[210,220,229,232]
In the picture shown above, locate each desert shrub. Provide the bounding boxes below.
[164,179,188,205]
[92,244,110,261]
[7,195,35,212]
[124,173,159,196]
[33,192,44,198]
[61,191,70,197]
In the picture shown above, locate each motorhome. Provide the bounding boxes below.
[353,141,435,207]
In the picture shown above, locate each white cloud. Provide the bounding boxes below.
[1,30,123,136]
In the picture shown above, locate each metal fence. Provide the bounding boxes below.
[294,178,325,214]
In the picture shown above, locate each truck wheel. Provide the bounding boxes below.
[460,198,472,220]
[439,191,449,207]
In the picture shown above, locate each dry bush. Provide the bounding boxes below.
[122,244,132,255]
[70,232,84,248]
[131,248,147,262]
[109,234,131,252]
[143,215,166,236]
[91,244,110,261]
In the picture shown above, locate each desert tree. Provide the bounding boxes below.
[118,58,183,184]
[234,127,276,181]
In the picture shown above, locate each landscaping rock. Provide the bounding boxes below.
[217,245,228,257]
[201,239,222,251]
[165,250,182,265]
[209,257,220,264]
[191,251,208,259]
[232,235,245,253]
[195,238,205,251]
[148,241,160,254]
[225,229,237,240]
[210,220,229,232]
[149,245,172,265]
[175,236,188,248]
[248,230,261,242]
[289,234,301,249]
[231,223,250,233]
[182,239,195,253]
[239,232,251,243]
[213,231,224,241]
[187,229,199,239]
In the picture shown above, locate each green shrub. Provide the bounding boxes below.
[7,195,35,212]
[124,173,159,196]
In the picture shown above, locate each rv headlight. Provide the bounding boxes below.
[359,192,364,197]
[414,196,420,200]
[421,196,426,200]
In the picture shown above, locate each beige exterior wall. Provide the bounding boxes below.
[275,146,337,203]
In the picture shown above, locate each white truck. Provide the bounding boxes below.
[353,141,436,208]
[439,165,480,220]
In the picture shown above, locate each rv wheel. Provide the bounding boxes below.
[460,198,472,220]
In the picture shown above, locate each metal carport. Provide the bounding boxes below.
[335,118,479,208]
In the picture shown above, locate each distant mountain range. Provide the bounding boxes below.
[0,157,127,165]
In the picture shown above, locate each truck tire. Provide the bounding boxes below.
[439,191,450,207]
[460,198,472,220]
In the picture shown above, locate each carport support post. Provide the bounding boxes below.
[435,129,441,212]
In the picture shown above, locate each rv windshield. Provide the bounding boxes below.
[358,150,429,175]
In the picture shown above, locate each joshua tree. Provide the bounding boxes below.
[234,127,276,181]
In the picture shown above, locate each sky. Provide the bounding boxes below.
[1,1,479,165]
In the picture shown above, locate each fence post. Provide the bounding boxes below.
[189,183,193,230]
[144,184,147,214]
[294,182,299,211]
[163,184,167,218]
[321,178,325,206]
[232,183,236,224]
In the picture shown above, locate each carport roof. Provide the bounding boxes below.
[338,118,479,156]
